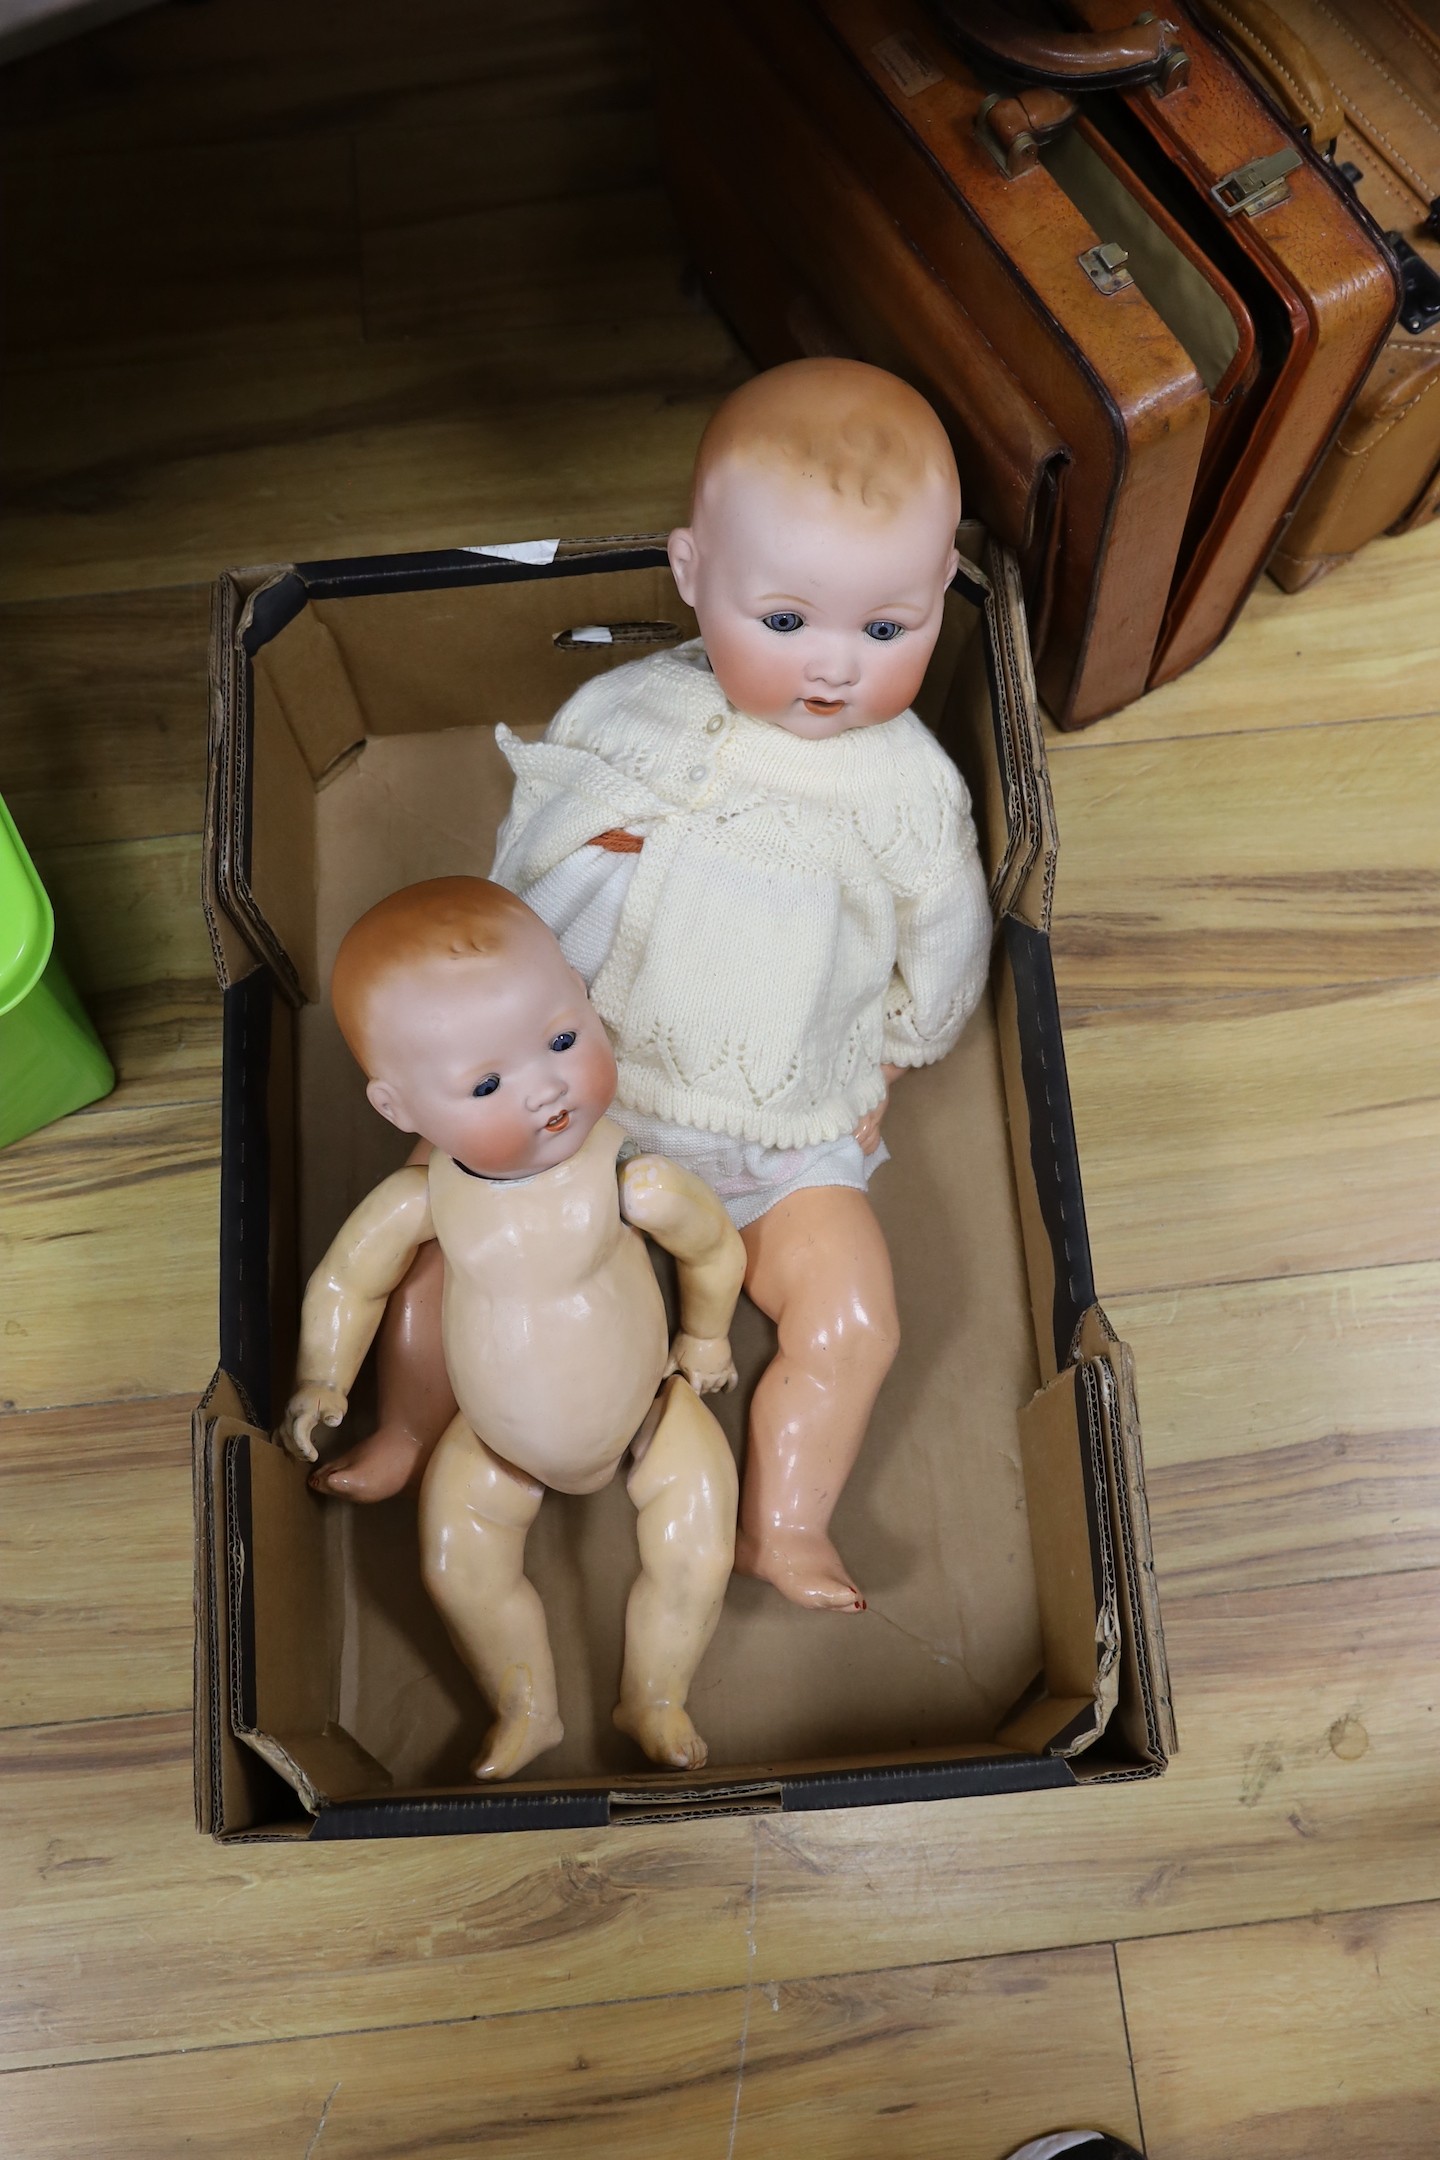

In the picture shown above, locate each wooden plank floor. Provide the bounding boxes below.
[2,3,1438,2152]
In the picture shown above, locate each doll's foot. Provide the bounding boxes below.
[614,1697,710,1771]
[308,1422,432,1502]
[470,1690,565,1781]
[735,1526,866,1612]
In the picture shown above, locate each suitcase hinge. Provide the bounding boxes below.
[1389,235,1440,336]
[1133,12,1189,93]
[975,88,1076,179]
[1210,146,1301,218]
[1078,241,1134,295]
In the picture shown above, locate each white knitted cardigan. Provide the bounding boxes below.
[492,640,992,1149]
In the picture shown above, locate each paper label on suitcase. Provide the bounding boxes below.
[872,29,942,97]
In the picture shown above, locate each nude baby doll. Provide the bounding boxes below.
[277,877,744,1780]
[320,358,991,1617]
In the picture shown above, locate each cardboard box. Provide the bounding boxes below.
[195,529,1175,1841]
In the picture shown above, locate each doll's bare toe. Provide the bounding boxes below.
[614,1698,709,1771]
[734,1527,866,1612]
[470,1700,565,1781]
[308,1423,431,1502]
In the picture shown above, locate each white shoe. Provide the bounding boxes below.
[1004,2137,1143,2160]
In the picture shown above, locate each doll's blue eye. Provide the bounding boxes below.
[472,1074,501,1097]
[865,620,904,642]
[550,1031,577,1052]
[762,611,804,634]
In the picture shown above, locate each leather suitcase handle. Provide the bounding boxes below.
[927,0,1189,92]
[1191,0,1341,148]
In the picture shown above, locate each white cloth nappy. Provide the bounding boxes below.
[611,1105,887,1231]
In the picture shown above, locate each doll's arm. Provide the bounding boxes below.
[618,1156,746,1395]
[277,1166,436,1463]
[491,726,669,895]
[882,842,992,1068]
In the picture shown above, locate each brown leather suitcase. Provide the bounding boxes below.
[1193,0,1440,589]
[659,0,1214,728]
[654,14,1073,646]
[654,0,1399,722]
[837,0,1400,692]
[1034,0,1402,677]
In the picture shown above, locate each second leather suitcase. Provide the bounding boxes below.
[1195,0,1440,589]
[1039,0,1402,677]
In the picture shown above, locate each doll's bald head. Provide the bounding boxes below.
[670,361,962,735]
[689,358,961,525]
[332,877,617,1176]
[332,876,546,1080]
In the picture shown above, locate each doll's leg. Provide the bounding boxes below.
[418,1413,561,1780]
[310,1163,456,1502]
[735,1186,899,1612]
[616,1376,738,1770]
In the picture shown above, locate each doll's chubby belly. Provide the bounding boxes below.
[428,1126,671,1492]
[440,1229,669,1489]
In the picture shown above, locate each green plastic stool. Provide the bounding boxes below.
[0,792,115,1147]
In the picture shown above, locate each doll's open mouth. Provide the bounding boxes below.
[544,1110,570,1132]
[803,697,845,716]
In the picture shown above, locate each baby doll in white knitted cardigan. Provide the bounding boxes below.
[315,359,991,1615]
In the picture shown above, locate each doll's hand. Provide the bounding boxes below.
[619,1154,690,1237]
[853,1066,906,1157]
[278,1385,348,1464]
[666,1332,738,1395]
[853,1105,886,1156]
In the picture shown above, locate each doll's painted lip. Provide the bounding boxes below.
[543,1109,570,1132]
[802,696,845,716]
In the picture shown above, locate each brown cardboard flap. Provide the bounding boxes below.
[203,577,269,995]
[981,538,1057,934]
[247,662,321,1000]
[1002,1362,1121,1759]
[192,1407,220,1833]
[221,1421,395,1817]
[207,568,309,1005]
[1000,1691,1108,1758]
[254,599,368,784]
[192,1402,306,1837]
[195,1397,391,1821]
[1077,1304,1178,1761]
[243,1425,339,1744]
[244,1727,392,1814]
[934,534,1056,934]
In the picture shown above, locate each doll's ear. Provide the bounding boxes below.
[944,544,961,592]
[366,1077,415,1132]
[668,526,699,605]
